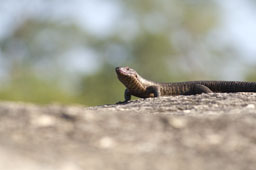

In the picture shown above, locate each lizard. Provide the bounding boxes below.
[115,66,256,103]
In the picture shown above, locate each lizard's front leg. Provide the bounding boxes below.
[116,89,131,104]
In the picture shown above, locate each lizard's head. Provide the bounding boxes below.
[116,66,138,82]
[115,66,143,90]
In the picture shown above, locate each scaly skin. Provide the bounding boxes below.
[116,66,256,103]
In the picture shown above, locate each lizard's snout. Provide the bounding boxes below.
[116,67,127,73]
[115,67,121,74]
[115,67,120,71]
[116,66,134,76]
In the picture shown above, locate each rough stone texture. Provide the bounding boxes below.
[0,93,256,170]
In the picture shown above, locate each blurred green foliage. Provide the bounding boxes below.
[245,65,256,82]
[0,0,255,106]
[0,70,77,104]
[78,65,124,105]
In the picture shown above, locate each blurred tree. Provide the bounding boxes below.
[0,19,86,77]
[0,0,242,105]
[0,71,77,104]
[100,0,227,81]
[0,19,87,104]
[245,64,256,82]
[78,65,124,105]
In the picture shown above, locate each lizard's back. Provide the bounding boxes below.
[159,81,256,95]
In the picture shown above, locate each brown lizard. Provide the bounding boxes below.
[116,66,256,103]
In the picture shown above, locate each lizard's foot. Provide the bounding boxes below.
[116,101,129,105]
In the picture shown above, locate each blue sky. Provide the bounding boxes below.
[218,0,256,62]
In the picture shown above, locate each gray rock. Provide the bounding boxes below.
[0,93,256,170]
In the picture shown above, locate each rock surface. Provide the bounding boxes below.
[0,93,256,170]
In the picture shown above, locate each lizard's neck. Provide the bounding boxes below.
[124,74,156,92]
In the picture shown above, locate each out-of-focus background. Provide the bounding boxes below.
[0,0,256,106]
